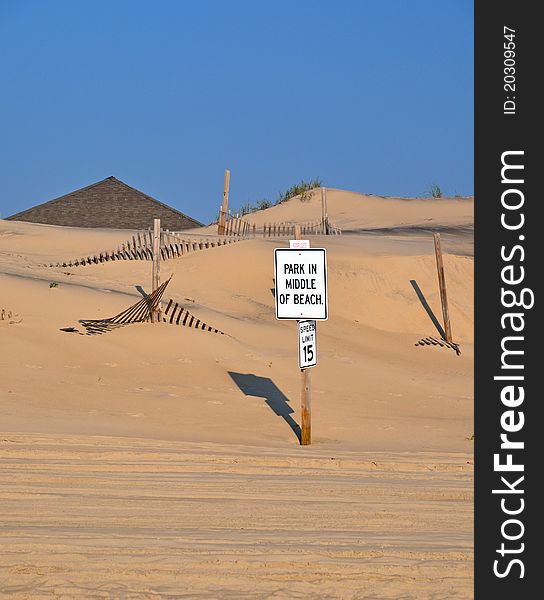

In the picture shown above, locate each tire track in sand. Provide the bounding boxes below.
[0,434,473,599]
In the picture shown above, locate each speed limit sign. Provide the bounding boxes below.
[298,320,317,369]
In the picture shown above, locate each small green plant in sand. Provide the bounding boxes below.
[426,183,443,198]
[236,202,255,217]
[231,198,272,217]
[256,199,272,210]
[49,282,58,288]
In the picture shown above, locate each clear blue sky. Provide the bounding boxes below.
[0,0,473,224]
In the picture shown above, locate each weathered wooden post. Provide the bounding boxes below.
[321,187,329,234]
[152,218,161,322]
[218,169,230,235]
[301,365,312,445]
[295,225,312,445]
[225,211,231,236]
[433,233,452,343]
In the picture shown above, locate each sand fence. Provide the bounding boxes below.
[47,227,251,269]
[69,274,225,336]
[262,219,342,237]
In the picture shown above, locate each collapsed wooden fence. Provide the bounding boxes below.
[162,299,224,334]
[49,228,248,268]
[414,335,460,355]
[79,276,172,334]
[79,275,225,336]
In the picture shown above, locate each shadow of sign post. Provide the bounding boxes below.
[228,372,301,442]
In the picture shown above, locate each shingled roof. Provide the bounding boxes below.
[6,176,203,230]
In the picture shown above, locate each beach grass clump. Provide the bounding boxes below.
[232,198,272,217]
[231,177,322,217]
[237,202,255,217]
[427,183,443,198]
[276,177,322,204]
[256,199,272,210]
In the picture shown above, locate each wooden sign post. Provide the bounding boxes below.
[218,169,230,235]
[433,232,452,343]
[296,227,311,445]
[274,228,327,446]
[298,318,316,445]
[301,363,312,445]
[152,218,161,322]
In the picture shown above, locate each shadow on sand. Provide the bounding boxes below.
[409,279,446,340]
[228,372,300,442]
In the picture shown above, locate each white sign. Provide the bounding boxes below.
[289,239,310,249]
[274,248,328,320]
[298,320,317,369]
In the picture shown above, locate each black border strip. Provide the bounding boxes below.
[475,2,536,596]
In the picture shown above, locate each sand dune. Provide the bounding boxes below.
[0,189,473,598]
[212,188,473,232]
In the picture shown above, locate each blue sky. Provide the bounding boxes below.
[0,0,473,223]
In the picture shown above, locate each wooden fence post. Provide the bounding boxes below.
[218,205,223,234]
[321,187,329,234]
[152,218,161,322]
[218,169,230,234]
[433,233,452,343]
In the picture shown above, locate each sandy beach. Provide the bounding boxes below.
[1,189,474,598]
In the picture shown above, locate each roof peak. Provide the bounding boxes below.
[6,176,203,227]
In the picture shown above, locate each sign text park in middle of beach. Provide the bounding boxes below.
[274,248,328,320]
